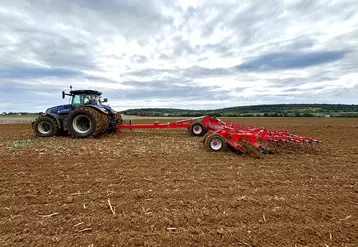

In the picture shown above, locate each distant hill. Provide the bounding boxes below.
[121,104,358,117]
[2,104,358,117]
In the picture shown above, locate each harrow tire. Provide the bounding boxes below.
[189,121,207,136]
[205,134,226,152]
[202,131,214,143]
[67,107,109,138]
[33,115,58,137]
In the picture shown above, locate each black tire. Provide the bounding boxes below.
[33,115,58,137]
[67,107,108,138]
[188,121,207,136]
[204,134,226,152]
[56,129,69,137]
[115,112,123,125]
[202,131,214,143]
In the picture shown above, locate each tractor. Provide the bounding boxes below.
[32,89,122,138]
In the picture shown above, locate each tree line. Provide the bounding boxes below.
[122,104,358,117]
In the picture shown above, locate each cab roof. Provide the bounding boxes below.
[70,90,102,95]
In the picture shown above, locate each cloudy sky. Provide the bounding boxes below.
[1,0,358,112]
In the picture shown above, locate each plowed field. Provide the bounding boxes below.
[0,117,357,247]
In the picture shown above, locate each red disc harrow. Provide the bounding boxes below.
[117,115,322,157]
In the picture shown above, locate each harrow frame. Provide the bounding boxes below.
[115,115,321,156]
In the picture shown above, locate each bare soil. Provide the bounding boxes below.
[0,117,357,247]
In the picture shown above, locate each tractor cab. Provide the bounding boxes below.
[63,90,107,107]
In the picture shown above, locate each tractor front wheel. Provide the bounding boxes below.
[33,116,58,137]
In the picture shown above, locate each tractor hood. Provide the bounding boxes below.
[46,104,72,114]
[104,105,112,111]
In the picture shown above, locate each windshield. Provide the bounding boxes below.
[72,94,102,106]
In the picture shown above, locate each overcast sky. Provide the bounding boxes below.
[1,0,358,112]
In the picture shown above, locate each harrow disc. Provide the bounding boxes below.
[259,141,281,154]
[239,141,263,159]
[193,115,322,158]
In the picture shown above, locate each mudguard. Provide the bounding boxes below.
[47,113,63,130]
[81,105,109,114]
[47,104,72,114]
[31,113,63,130]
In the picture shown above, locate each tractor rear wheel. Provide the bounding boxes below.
[33,115,58,137]
[67,107,108,138]
[188,121,207,136]
[115,112,123,125]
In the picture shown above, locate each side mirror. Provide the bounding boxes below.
[103,98,108,102]
[62,91,65,99]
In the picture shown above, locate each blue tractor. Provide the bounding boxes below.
[32,89,122,138]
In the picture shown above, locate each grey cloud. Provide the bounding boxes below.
[200,40,236,58]
[0,65,83,79]
[0,0,358,112]
[0,80,71,112]
[101,79,231,101]
[267,75,339,88]
[326,85,358,98]
[0,0,174,72]
[281,86,327,93]
[235,50,349,71]
[0,13,100,72]
[131,55,148,64]
[246,85,358,105]
[8,0,174,39]
[127,66,231,80]
[172,36,196,57]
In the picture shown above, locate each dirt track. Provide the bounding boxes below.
[0,118,357,247]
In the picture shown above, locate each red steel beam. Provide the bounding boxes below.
[116,122,190,130]
[116,116,208,130]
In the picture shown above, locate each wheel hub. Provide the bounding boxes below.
[210,137,223,151]
[38,121,51,134]
[73,115,91,134]
[193,125,203,135]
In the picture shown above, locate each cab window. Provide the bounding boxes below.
[72,94,87,105]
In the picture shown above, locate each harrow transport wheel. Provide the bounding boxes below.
[67,107,108,138]
[189,121,207,136]
[33,116,58,137]
[205,134,226,152]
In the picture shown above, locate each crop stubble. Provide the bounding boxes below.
[0,118,357,247]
